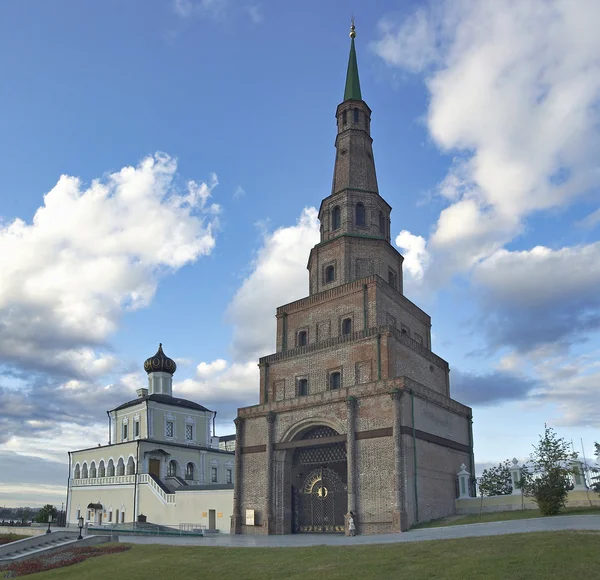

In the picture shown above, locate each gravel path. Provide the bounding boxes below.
[119,515,600,548]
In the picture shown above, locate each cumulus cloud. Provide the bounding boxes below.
[0,153,218,378]
[395,230,430,281]
[374,0,600,282]
[227,207,320,361]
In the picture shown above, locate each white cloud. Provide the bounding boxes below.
[0,153,218,377]
[374,0,600,282]
[395,230,430,281]
[233,185,246,199]
[227,207,320,361]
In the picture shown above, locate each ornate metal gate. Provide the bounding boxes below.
[292,426,348,533]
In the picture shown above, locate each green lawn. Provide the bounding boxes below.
[20,532,600,580]
[413,505,600,529]
[0,533,28,545]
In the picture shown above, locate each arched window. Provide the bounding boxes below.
[185,462,194,481]
[331,206,341,231]
[116,458,125,476]
[297,330,307,347]
[329,372,341,390]
[89,461,97,478]
[342,318,352,335]
[353,108,359,123]
[107,459,115,477]
[126,456,135,476]
[379,211,386,235]
[356,203,365,227]
[167,460,177,477]
[74,464,81,479]
[298,378,308,397]
[342,110,347,125]
[81,463,88,479]
[98,460,106,478]
[325,265,335,283]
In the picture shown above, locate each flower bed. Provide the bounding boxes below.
[0,544,130,577]
[0,536,28,546]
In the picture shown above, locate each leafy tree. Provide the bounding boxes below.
[592,442,600,494]
[519,425,575,516]
[478,460,513,496]
[35,504,57,524]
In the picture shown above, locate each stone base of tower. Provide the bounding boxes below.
[233,376,472,535]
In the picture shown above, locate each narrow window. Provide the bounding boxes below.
[211,467,218,483]
[379,211,385,235]
[134,421,140,438]
[332,206,341,230]
[227,469,233,484]
[122,423,128,441]
[186,424,193,440]
[297,330,307,347]
[168,460,177,477]
[121,512,125,523]
[342,318,352,335]
[325,265,335,283]
[185,463,194,481]
[108,511,112,523]
[329,372,341,390]
[76,509,81,520]
[342,110,347,125]
[87,511,91,521]
[353,108,359,123]
[298,378,308,396]
[166,421,174,438]
[356,203,365,226]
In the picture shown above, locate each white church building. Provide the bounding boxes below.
[66,344,235,532]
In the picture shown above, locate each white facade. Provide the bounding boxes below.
[67,349,235,532]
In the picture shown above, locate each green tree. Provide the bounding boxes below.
[35,504,57,524]
[592,442,600,494]
[519,425,574,516]
[478,460,513,496]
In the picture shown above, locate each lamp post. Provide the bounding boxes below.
[46,514,52,534]
[77,516,84,540]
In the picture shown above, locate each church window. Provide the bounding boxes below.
[211,467,218,483]
[342,110,347,125]
[325,265,335,283]
[298,378,308,396]
[122,422,128,441]
[89,461,97,478]
[116,458,125,476]
[108,511,112,522]
[353,108,359,123]
[107,459,115,477]
[388,269,397,289]
[98,460,105,478]
[134,420,140,438]
[76,509,81,520]
[166,421,174,438]
[356,203,365,226]
[82,463,88,479]
[87,511,91,521]
[168,460,177,477]
[332,206,341,230]
[121,512,125,523]
[74,464,80,479]
[342,318,352,336]
[227,469,233,484]
[329,371,341,390]
[186,424,194,440]
[126,456,135,476]
[297,330,308,347]
[185,462,194,481]
[379,211,386,235]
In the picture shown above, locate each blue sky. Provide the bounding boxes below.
[1,0,600,507]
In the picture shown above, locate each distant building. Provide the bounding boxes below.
[231,23,474,535]
[219,434,236,453]
[66,344,234,531]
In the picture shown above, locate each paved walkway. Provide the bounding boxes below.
[119,515,600,548]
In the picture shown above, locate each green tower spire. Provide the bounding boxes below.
[344,19,362,101]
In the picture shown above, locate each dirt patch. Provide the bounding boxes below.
[0,544,130,577]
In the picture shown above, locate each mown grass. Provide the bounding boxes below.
[413,505,600,529]
[21,531,600,580]
[0,533,29,545]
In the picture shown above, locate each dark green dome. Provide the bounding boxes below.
[144,343,177,375]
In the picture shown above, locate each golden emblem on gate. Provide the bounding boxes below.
[316,485,328,499]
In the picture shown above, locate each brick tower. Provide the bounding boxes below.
[232,22,474,535]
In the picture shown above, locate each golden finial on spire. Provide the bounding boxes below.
[350,17,356,39]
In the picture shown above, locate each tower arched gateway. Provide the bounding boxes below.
[291,426,347,533]
[231,21,474,536]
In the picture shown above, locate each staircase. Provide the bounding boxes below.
[0,531,109,563]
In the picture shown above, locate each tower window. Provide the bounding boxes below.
[379,211,386,235]
[329,371,341,390]
[388,269,397,290]
[342,318,352,336]
[332,206,341,230]
[353,108,359,123]
[297,330,308,347]
[342,110,347,125]
[356,203,365,227]
[325,265,335,283]
[298,378,308,396]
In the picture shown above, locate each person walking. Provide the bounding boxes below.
[347,511,356,537]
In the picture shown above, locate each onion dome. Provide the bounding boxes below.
[144,343,177,375]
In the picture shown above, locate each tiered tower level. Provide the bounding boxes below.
[233,23,473,536]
